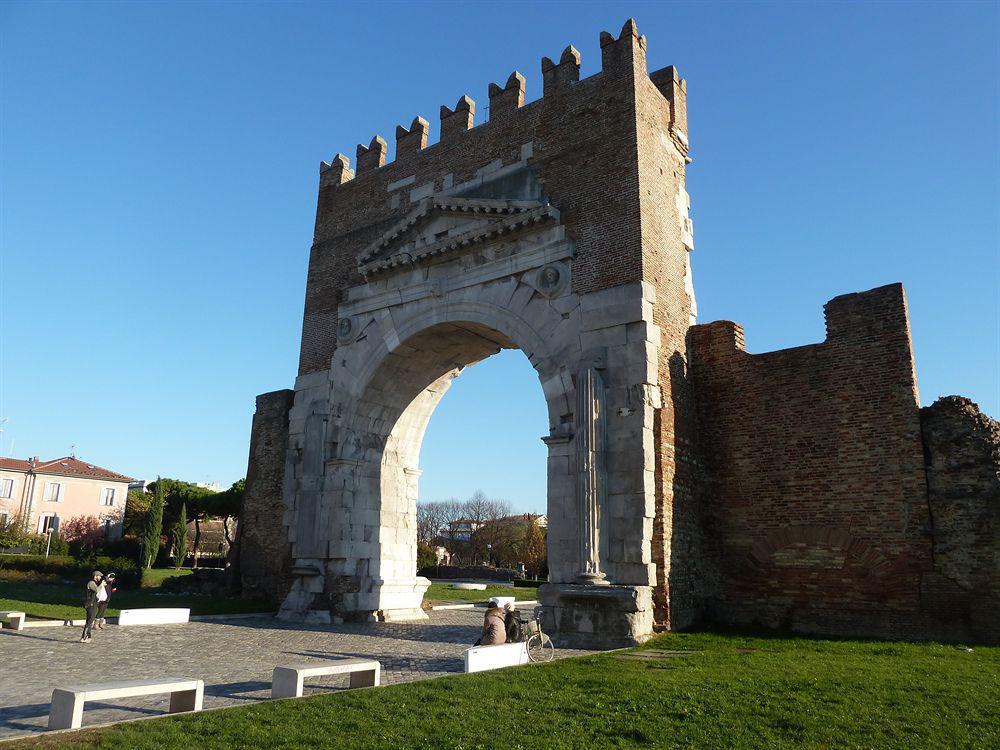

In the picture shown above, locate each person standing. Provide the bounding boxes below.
[80,570,104,643]
[95,572,116,629]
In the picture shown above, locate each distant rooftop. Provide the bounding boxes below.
[0,456,135,483]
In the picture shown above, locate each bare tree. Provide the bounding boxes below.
[463,490,512,564]
[416,501,446,545]
[416,499,465,545]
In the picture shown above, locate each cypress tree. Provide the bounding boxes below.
[142,478,164,569]
[173,501,188,569]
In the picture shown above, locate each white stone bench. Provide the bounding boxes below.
[117,608,190,627]
[464,641,529,673]
[0,611,26,631]
[271,658,381,699]
[48,678,204,730]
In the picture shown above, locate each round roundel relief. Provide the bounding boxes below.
[535,262,569,298]
[337,316,357,342]
[540,265,561,289]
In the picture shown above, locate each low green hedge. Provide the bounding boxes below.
[0,553,140,585]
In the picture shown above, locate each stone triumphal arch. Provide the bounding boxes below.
[239,22,690,647]
[240,19,999,648]
[278,166,666,647]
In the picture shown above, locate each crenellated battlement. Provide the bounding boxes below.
[356,135,388,174]
[439,95,475,142]
[317,19,688,190]
[488,71,526,122]
[319,153,353,188]
[600,17,646,69]
[541,46,581,95]
[395,116,430,157]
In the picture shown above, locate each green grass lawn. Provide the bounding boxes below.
[6,629,997,749]
[0,579,273,619]
[423,582,537,604]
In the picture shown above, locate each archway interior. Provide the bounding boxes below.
[350,321,543,585]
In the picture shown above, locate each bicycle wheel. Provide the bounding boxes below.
[526,632,555,662]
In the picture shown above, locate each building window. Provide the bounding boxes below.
[44,482,63,502]
[100,487,116,506]
[0,511,9,527]
[39,514,58,534]
[0,478,13,499]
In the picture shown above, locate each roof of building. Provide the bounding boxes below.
[0,457,33,472]
[0,456,135,483]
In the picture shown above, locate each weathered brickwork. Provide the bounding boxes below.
[239,390,295,601]
[920,397,1000,642]
[689,285,999,643]
[243,19,998,645]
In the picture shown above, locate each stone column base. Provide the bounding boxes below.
[366,576,432,622]
[277,560,328,623]
[538,583,654,649]
[371,607,428,622]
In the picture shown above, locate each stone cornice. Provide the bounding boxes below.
[358,197,559,277]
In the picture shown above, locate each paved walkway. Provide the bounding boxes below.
[0,609,591,739]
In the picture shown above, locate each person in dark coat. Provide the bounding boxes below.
[96,572,116,629]
[80,571,104,643]
[503,602,523,643]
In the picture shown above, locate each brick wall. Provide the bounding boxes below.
[634,59,704,629]
[239,389,295,602]
[920,396,1000,643]
[689,284,942,639]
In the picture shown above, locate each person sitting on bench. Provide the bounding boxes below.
[474,602,507,646]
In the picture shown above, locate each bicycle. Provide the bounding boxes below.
[524,606,555,662]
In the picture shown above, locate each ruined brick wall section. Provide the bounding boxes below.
[920,396,1000,643]
[634,61,705,628]
[689,284,944,640]
[240,389,295,602]
[297,24,651,376]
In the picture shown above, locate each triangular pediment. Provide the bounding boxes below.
[358,196,559,276]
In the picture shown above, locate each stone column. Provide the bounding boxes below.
[576,366,609,584]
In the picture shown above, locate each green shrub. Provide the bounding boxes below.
[70,539,100,569]
[104,556,140,585]
[102,537,141,562]
[0,525,22,549]
[0,553,140,585]
[417,541,437,570]
[46,532,70,555]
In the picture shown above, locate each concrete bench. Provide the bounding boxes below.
[0,611,26,631]
[49,678,204,730]
[271,658,381,699]
[117,608,190,627]
[464,641,529,673]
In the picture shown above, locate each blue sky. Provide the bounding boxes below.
[1,1,996,512]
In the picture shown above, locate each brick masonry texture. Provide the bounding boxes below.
[920,396,1000,642]
[239,390,295,601]
[244,19,999,644]
[689,285,999,643]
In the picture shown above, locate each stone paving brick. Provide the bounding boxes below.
[0,609,592,739]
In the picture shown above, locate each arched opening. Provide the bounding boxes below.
[330,319,566,619]
[417,346,548,544]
